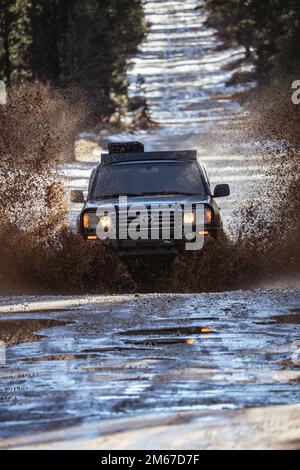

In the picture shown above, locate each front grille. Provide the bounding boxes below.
[118,206,185,240]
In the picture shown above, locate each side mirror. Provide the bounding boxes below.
[70,190,85,203]
[213,184,230,198]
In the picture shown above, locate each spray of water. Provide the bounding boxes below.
[0,83,135,293]
[0,82,299,294]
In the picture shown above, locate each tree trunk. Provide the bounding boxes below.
[1,1,11,87]
[245,44,253,61]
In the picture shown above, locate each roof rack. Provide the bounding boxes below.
[108,141,144,154]
[101,149,198,166]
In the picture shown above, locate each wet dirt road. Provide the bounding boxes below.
[0,0,299,449]
[0,289,299,446]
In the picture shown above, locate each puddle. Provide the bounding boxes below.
[120,326,213,336]
[272,314,300,324]
[151,317,218,322]
[290,376,300,383]
[82,346,152,353]
[281,359,300,369]
[119,325,213,347]
[1,290,300,441]
[125,338,200,346]
[0,319,69,346]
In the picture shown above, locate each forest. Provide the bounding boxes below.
[204,0,300,79]
[204,0,300,147]
[0,0,146,118]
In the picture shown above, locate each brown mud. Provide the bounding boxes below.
[0,318,69,346]
[0,83,299,294]
[238,74,300,149]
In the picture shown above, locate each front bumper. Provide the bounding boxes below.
[111,238,183,256]
[81,227,223,256]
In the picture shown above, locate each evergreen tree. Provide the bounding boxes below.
[204,0,300,79]
[63,0,146,117]
[0,0,32,85]
[0,0,146,117]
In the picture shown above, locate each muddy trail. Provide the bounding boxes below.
[0,0,300,449]
[0,289,299,445]
[61,0,300,294]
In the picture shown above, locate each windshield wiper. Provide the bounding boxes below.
[94,191,200,199]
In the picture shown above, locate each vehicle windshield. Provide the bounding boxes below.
[91,161,206,198]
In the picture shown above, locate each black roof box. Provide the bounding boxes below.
[108,141,144,154]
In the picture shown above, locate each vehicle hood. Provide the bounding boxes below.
[83,194,211,210]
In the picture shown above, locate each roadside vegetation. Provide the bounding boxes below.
[204,0,300,79]
[203,0,300,286]
[204,0,300,146]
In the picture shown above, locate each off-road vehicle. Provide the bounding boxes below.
[72,142,230,255]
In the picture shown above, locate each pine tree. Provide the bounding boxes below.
[0,0,13,86]
[0,0,146,117]
[63,0,146,117]
[204,0,300,78]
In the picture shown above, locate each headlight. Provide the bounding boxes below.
[99,215,112,228]
[183,208,212,225]
[183,212,195,224]
[83,212,99,229]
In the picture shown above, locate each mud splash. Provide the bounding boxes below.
[0,83,135,294]
[0,83,299,294]
[112,131,300,292]
[0,83,87,228]
[239,75,300,150]
[0,226,135,294]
